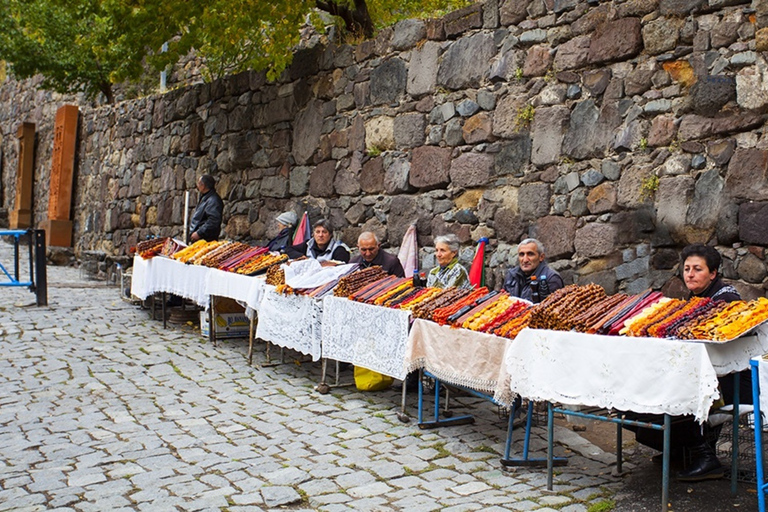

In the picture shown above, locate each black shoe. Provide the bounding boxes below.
[677,444,724,482]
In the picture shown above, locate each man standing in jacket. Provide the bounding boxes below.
[189,174,224,242]
[502,238,564,303]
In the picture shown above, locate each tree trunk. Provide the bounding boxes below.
[100,82,115,104]
[316,0,374,38]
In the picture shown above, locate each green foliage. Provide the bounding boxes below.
[587,499,616,512]
[515,104,535,132]
[640,174,659,201]
[0,0,478,102]
[638,137,648,151]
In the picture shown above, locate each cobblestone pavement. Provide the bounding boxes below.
[1,239,753,512]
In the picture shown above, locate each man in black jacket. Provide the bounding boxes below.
[189,175,224,242]
[350,231,405,277]
[502,238,564,303]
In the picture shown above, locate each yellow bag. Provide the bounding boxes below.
[353,366,394,391]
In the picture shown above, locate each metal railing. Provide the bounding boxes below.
[0,229,47,306]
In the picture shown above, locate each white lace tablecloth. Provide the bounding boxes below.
[404,319,515,405]
[321,296,410,380]
[255,286,322,361]
[130,255,211,307]
[705,323,768,375]
[505,328,721,423]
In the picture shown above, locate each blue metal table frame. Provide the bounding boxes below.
[417,370,567,467]
[751,359,767,512]
[0,229,47,306]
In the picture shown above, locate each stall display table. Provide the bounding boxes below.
[255,285,323,361]
[751,355,768,512]
[505,326,768,512]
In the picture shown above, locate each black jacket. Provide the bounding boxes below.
[350,249,405,277]
[502,261,564,303]
[267,227,293,252]
[691,275,741,303]
[190,189,224,242]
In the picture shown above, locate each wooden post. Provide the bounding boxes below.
[9,122,35,229]
[41,105,79,247]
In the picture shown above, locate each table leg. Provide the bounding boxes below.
[732,372,740,496]
[547,402,554,490]
[208,296,215,346]
[397,380,410,423]
[662,414,670,512]
[752,361,766,512]
[616,422,623,474]
[248,316,255,365]
[162,292,167,329]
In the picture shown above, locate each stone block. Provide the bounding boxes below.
[443,3,484,38]
[383,155,410,194]
[500,0,530,26]
[656,176,694,243]
[660,0,704,15]
[292,100,324,165]
[394,113,427,149]
[425,18,445,40]
[647,115,677,147]
[410,146,452,189]
[437,33,495,90]
[737,253,767,284]
[494,136,531,177]
[678,112,764,141]
[587,183,618,214]
[686,168,723,232]
[583,69,611,96]
[531,106,569,166]
[309,160,337,197]
[725,149,768,201]
[587,18,643,65]
[494,208,526,244]
[407,41,440,97]
[493,94,527,139]
[736,55,768,110]
[370,59,407,105]
[577,270,618,295]
[690,75,736,117]
[334,165,361,196]
[617,164,654,209]
[642,17,682,56]
[518,183,551,220]
[360,157,384,194]
[553,35,591,71]
[290,166,310,196]
[562,99,621,160]
[392,19,426,50]
[707,139,735,166]
[449,153,493,188]
[574,223,618,258]
[260,176,289,198]
[531,215,577,259]
[462,113,493,144]
[365,116,395,152]
[739,202,768,245]
[523,45,553,77]
[456,99,480,117]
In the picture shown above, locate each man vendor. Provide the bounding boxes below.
[625,244,749,482]
[189,174,224,242]
[502,238,564,303]
[350,231,404,277]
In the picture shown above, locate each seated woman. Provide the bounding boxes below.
[284,219,350,264]
[626,244,747,482]
[426,234,471,289]
[266,211,297,252]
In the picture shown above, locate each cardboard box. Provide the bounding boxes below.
[200,311,250,338]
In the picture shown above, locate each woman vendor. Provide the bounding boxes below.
[266,211,297,252]
[426,234,471,289]
[627,244,747,482]
[284,219,350,264]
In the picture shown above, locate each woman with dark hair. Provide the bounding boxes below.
[628,244,747,482]
[284,219,350,264]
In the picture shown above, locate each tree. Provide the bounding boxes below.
[0,0,473,103]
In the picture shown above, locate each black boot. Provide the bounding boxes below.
[677,442,724,482]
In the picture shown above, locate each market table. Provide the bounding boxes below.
[255,285,323,362]
[404,319,549,464]
[131,254,212,308]
[504,325,768,512]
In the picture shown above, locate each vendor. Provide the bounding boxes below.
[426,234,471,289]
[350,231,404,277]
[502,238,564,303]
[626,244,747,482]
[267,211,297,252]
[189,174,224,242]
[284,219,350,264]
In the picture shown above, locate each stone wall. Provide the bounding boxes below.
[2,0,768,297]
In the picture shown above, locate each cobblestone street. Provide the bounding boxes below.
[0,239,723,511]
